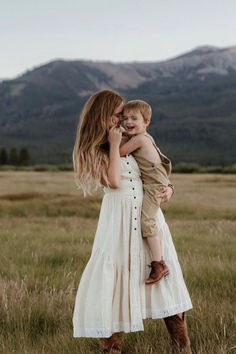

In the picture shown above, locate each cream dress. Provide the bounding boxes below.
[73,154,192,338]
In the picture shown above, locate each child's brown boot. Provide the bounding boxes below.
[145,260,169,284]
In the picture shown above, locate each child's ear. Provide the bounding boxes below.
[145,120,150,127]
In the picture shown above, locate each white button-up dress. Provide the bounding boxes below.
[73,155,192,338]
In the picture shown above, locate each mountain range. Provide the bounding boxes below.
[0,45,236,165]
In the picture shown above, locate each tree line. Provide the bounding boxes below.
[0,147,31,166]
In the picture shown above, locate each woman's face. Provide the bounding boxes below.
[109,101,124,128]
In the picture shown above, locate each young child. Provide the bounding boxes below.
[119,100,175,284]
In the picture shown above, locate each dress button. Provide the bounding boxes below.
[127,162,129,165]
[134,196,136,199]
[134,206,137,209]
[132,188,135,190]
[129,171,131,174]
[135,217,137,220]
[134,228,137,230]
[130,179,132,182]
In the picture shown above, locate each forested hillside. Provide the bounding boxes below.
[0,45,235,165]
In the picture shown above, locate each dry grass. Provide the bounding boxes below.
[0,172,235,353]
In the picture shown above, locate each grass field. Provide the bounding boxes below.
[0,171,235,354]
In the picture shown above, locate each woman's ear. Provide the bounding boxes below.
[108,117,115,128]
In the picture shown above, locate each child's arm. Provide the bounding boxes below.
[119,135,144,156]
[120,134,129,147]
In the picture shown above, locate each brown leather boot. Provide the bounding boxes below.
[110,332,122,354]
[98,332,122,353]
[145,260,169,284]
[164,312,192,353]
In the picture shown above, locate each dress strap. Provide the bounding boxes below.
[143,132,161,154]
[143,132,170,163]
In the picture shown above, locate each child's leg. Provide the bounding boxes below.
[146,235,162,261]
[141,191,169,284]
[141,192,163,261]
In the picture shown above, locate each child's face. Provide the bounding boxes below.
[123,109,148,135]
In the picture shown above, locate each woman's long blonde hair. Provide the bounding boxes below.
[72,89,123,195]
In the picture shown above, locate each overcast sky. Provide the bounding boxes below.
[1,0,236,78]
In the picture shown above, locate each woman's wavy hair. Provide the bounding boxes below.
[72,89,124,195]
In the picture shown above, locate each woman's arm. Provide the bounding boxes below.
[107,142,121,188]
[107,126,122,188]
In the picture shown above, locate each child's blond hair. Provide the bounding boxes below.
[123,100,152,123]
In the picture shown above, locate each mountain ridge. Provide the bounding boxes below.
[0,45,236,165]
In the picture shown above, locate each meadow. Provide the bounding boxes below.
[0,171,235,354]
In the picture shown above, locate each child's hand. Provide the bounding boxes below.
[108,126,122,146]
[156,186,173,203]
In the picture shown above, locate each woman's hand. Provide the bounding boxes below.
[108,126,122,146]
[156,186,174,203]
[119,126,126,134]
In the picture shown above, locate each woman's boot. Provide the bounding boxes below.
[163,312,192,353]
[98,332,122,353]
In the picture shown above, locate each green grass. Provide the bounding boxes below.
[0,172,235,353]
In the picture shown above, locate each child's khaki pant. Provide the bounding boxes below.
[141,185,163,238]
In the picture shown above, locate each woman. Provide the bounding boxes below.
[72,89,192,353]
